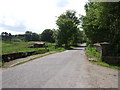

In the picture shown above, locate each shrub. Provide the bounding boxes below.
[86,45,101,61]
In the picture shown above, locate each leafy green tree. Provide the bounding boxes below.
[52,29,59,44]
[25,31,39,41]
[98,2,120,56]
[82,2,120,55]
[13,34,25,41]
[40,29,54,42]
[31,33,39,41]
[1,32,12,41]
[82,2,108,44]
[25,31,32,41]
[56,10,80,48]
[72,30,84,46]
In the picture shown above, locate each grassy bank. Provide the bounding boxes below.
[86,45,120,70]
[2,41,45,55]
[2,41,66,55]
[0,60,2,67]
[1,41,80,67]
[86,45,101,61]
[45,42,65,52]
[1,41,66,67]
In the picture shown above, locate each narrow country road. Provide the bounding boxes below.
[2,44,119,88]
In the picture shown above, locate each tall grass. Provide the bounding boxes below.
[86,45,101,61]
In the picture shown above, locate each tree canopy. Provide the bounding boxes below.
[56,10,80,48]
[40,29,54,43]
[81,2,120,56]
[1,32,12,41]
[25,31,39,41]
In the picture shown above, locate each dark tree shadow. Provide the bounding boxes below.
[70,48,83,50]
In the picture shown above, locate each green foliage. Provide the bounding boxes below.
[2,41,66,67]
[1,32,12,41]
[0,60,2,67]
[86,45,101,61]
[82,2,120,56]
[90,60,120,70]
[2,41,66,55]
[45,42,66,52]
[12,34,25,42]
[86,45,120,70]
[40,29,55,43]
[25,31,39,41]
[82,2,108,44]
[52,29,59,43]
[1,31,40,42]
[98,62,120,70]
[56,10,80,48]
[2,41,44,55]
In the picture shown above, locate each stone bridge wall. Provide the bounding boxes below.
[93,43,120,66]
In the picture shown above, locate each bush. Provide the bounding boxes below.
[86,45,101,61]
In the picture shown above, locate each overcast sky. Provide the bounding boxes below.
[0,0,88,35]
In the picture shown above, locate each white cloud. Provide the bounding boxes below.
[0,0,88,35]
[0,27,24,35]
[57,0,69,7]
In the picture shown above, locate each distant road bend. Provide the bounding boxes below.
[2,44,118,88]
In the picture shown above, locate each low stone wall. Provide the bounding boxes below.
[93,43,120,66]
[93,44,102,53]
[2,49,49,62]
[103,56,120,66]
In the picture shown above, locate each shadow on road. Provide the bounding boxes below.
[68,46,86,50]
[70,48,83,50]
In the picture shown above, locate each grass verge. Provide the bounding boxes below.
[12,50,64,67]
[90,60,120,70]
[2,41,78,67]
[86,45,120,70]
[0,60,2,67]
[86,45,101,61]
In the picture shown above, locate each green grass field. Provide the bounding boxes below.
[2,41,45,55]
[1,41,66,55]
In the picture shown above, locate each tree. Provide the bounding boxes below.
[56,10,80,48]
[31,33,39,41]
[73,30,84,44]
[25,31,40,41]
[82,2,108,44]
[1,32,12,41]
[40,29,54,42]
[82,2,120,55]
[25,31,32,41]
[98,2,120,56]
[52,29,59,43]
[13,34,25,41]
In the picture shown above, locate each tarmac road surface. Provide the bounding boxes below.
[2,44,119,88]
